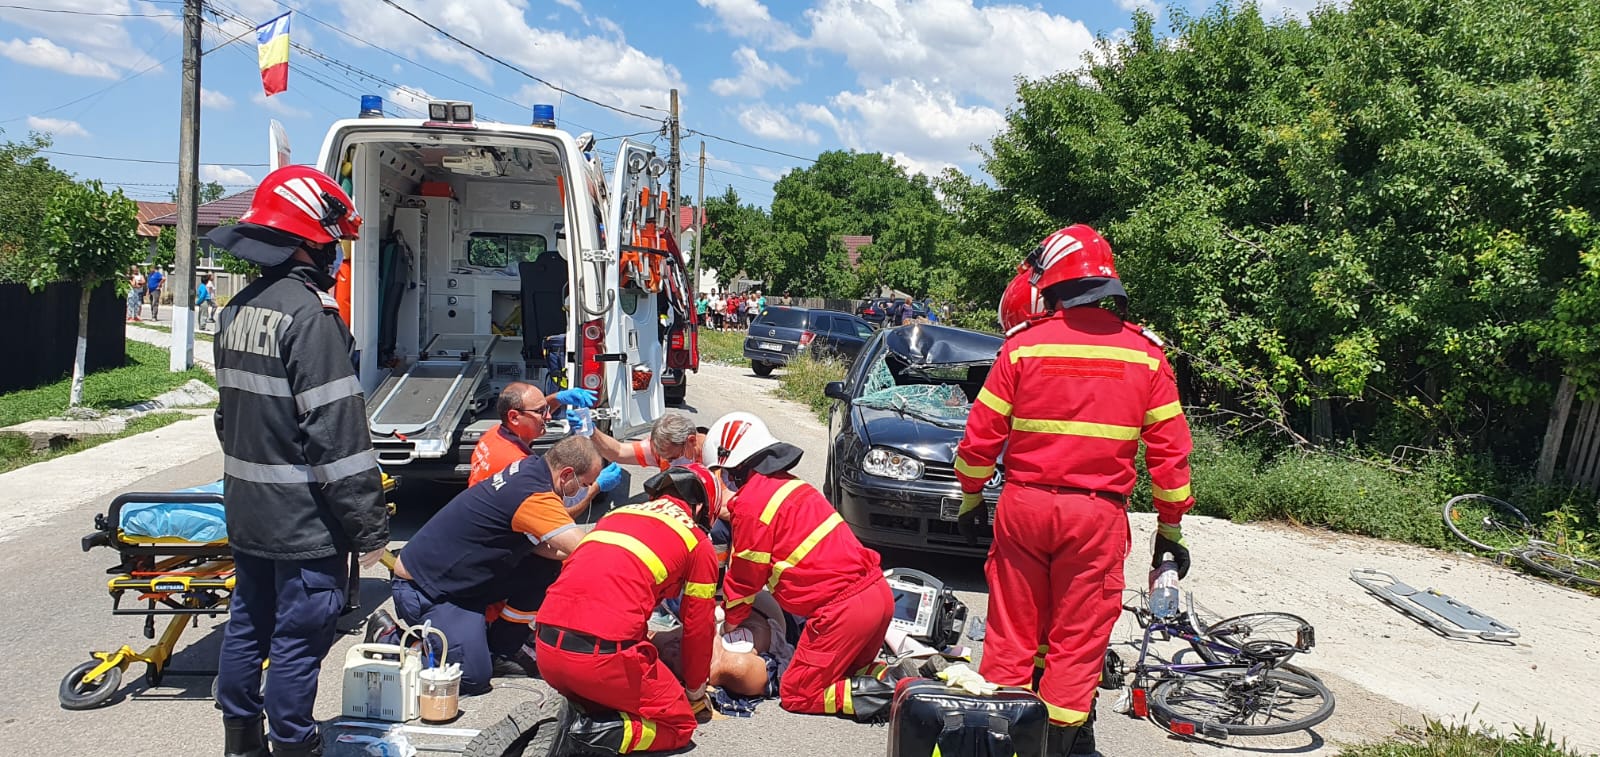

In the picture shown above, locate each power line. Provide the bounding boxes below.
[41,149,267,167]
[0,4,176,17]
[687,129,815,164]
[373,0,659,123]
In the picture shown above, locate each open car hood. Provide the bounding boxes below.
[883,323,1003,366]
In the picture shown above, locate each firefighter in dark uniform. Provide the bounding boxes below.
[955,225,1195,757]
[205,165,389,757]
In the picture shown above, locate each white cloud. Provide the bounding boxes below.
[0,37,117,78]
[252,91,310,118]
[802,0,1095,106]
[25,116,89,137]
[201,165,256,185]
[736,105,818,144]
[0,1,168,72]
[885,152,955,179]
[554,0,584,12]
[200,88,235,110]
[804,78,1005,173]
[710,47,798,98]
[1117,0,1161,16]
[333,0,683,116]
[386,85,436,117]
[697,0,801,48]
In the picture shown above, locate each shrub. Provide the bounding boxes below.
[1339,717,1585,757]
[775,350,847,422]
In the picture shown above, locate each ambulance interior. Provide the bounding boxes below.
[336,129,667,467]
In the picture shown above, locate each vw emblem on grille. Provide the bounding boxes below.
[768,328,776,336]
[986,470,1004,489]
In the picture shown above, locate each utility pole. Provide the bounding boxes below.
[169,0,203,371]
[692,140,706,296]
[668,88,681,258]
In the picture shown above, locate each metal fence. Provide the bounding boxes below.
[0,281,126,393]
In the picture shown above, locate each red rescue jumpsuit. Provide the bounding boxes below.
[955,306,1194,728]
[721,472,892,717]
[536,497,720,753]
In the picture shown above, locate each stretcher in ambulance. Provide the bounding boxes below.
[310,98,693,482]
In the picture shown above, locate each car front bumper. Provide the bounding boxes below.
[836,472,996,556]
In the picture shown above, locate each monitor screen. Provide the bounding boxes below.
[892,586,924,623]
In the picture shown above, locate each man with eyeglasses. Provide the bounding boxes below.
[391,436,603,695]
[587,412,706,472]
[470,382,621,516]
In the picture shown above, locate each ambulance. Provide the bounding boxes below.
[307,97,698,482]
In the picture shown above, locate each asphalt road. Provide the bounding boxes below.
[1,360,1420,756]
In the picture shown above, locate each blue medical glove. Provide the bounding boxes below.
[596,462,624,493]
[554,388,597,408]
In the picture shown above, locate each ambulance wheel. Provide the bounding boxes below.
[665,383,686,406]
[60,661,121,710]
[463,697,565,757]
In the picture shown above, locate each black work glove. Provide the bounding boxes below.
[957,492,987,546]
[1152,522,1191,579]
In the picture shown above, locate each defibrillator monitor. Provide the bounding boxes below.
[885,568,967,648]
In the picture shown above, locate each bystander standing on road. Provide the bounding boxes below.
[204,166,389,757]
[126,266,145,322]
[146,266,164,320]
[197,274,217,330]
[710,292,725,331]
[696,293,709,327]
[745,292,760,324]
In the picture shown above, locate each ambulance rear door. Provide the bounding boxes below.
[598,139,665,438]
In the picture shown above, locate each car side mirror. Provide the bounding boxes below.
[824,381,849,401]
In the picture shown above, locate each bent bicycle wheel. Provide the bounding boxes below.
[1443,494,1533,553]
[1195,612,1314,665]
[1516,547,1600,588]
[1149,666,1334,737]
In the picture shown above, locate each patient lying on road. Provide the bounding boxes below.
[654,591,793,700]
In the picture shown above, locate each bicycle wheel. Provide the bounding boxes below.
[1516,546,1600,588]
[1443,494,1534,553]
[1194,613,1313,664]
[1149,667,1334,737]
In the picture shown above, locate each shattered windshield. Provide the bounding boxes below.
[853,325,999,428]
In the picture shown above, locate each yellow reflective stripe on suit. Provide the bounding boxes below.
[823,681,855,715]
[767,513,844,592]
[1153,482,1192,502]
[954,456,994,480]
[612,507,698,551]
[734,549,771,565]
[684,581,716,599]
[975,387,1012,417]
[580,531,667,583]
[1012,417,1141,440]
[759,480,807,525]
[1009,343,1158,370]
[1046,701,1089,726]
[1144,400,1183,426]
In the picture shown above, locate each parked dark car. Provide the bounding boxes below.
[858,298,933,328]
[823,323,1004,555]
[743,307,874,376]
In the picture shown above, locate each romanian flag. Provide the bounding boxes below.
[256,12,291,97]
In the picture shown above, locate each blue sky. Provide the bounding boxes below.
[0,0,1322,208]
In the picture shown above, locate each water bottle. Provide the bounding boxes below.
[570,407,594,438]
[1148,560,1180,619]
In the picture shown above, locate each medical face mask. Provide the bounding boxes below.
[719,468,741,496]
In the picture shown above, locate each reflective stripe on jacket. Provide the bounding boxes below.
[213,264,387,559]
[721,471,882,628]
[954,306,1194,524]
[539,497,721,692]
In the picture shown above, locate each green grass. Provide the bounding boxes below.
[0,339,215,428]
[1341,718,1589,757]
[697,328,747,365]
[775,350,848,423]
[0,411,191,474]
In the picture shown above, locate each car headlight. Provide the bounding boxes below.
[862,448,924,481]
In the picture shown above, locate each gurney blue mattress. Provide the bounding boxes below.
[119,481,228,543]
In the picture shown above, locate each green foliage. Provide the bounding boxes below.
[170,180,227,205]
[774,350,848,423]
[212,216,259,276]
[151,225,176,269]
[35,179,143,292]
[0,340,214,427]
[700,188,775,290]
[968,0,1600,461]
[0,131,76,283]
[1339,717,1585,757]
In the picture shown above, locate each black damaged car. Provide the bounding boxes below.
[822,323,1004,555]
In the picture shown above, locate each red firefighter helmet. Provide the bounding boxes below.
[206,165,363,266]
[642,463,725,527]
[998,224,1126,331]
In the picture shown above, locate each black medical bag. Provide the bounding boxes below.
[888,679,1049,757]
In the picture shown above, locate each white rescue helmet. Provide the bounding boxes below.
[701,412,780,470]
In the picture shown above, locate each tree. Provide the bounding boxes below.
[38,180,143,407]
[699,188,774,288]
[169,180,226,205]
[968,0,1600,460]
[0,131,76,283]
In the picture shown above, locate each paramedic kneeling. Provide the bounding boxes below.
[536,465,722,754]
[206,167,388,757]
[390,436,599,694]
[702,412,897,722]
